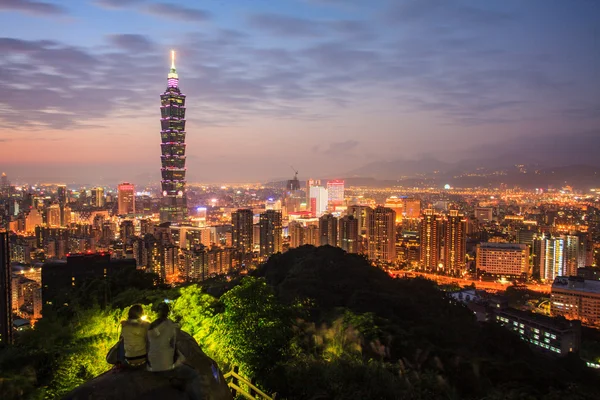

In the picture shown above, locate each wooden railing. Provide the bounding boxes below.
[223,366,276,400]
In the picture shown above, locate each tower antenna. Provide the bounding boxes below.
[171,50,176,70]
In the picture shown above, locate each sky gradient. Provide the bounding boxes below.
[0,0,599,184]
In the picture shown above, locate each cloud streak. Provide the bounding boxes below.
[0,0,66,16]
[144,3,210,22]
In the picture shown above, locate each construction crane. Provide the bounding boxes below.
[290,165,298,180]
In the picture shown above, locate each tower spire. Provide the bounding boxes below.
[171,49,176,70]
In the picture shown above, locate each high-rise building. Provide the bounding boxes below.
[476,243,530,279]
[420,209,441,270]
[159,51,187,223]
[288,221,305,248]
[91,187,105,208]
[306,179,320,206]
[117,182,135,215]
[339,215,359,254]
[0,231,12,344]
[25,208,43,234]
[444,210,466,274]
[47,204,61,228]
[57,185,68,226]
[385,196,404,223]
[232,209,254,254]
[319,213,338,246]
[120,220,135,243]
[348,205,372,254]
[403,198,421,219]
[563,235,581,277]
[309,186,328,218]
[551,276,600,326]
[259,210,282,258]
[0,173,10,197]
[326,180,344,209]
[540,237,566,282]
[367,206,396,263]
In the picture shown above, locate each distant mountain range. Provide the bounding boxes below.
[263,159,600,189]
[339,160,600,189]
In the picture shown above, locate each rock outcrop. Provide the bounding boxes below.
[64,331,233,400]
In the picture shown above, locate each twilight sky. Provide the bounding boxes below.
[0,0,599,184]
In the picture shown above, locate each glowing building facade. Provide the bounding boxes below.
[117,182,135,215]
[160,51,187,223]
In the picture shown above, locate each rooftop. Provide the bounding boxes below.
[552,276,600,295]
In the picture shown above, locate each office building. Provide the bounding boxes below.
[232,209,254,254]
[326,180,344,208]
[495,305,580,356]
[564,235,581,277]
[475,207,493,223]
[319,213,338,246]
[309,186,328,218]
[159,51,188,223]
[288,221,305,248]
[259,210,282,258]
[348,205,372,235]
[384,196,404,223]
[120,220,135,243]
[419,209,441,269]
[551,276,600,327]
[367,206,396,263]
[47,204,61,228]
[403,198,421,219]
[339,215,359,254]
[91,187,105,208]
[306,179,320,207]
[540,237,566,282]
[444,210,466,274]
[0,232,12,344]
[57,185,68,226]
[476,242,530,279]
[117,182,135,215]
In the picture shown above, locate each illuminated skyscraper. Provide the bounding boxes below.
[232,209,254,254]
[0,231,12,344]
[0,173,9,197]
[443,210,466,275]
[259,210,282,258]
[420,209,441,270]
[160,50,187,223]
[327,180,344,208]
[118,182,135,215]
[319,213,338,246]
[367,206,396,263]
[540,237,566,282]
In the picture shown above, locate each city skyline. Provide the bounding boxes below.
[0,0,599,183]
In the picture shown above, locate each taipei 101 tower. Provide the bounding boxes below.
[159,50,187,223]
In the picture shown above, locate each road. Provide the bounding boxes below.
[389,271,551,294]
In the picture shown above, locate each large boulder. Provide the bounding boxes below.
[64,331,233,400]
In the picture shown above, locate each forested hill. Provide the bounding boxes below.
[1,245,600,399]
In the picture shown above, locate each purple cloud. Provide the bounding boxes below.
[144,3,210,22]
[0,0,66,15]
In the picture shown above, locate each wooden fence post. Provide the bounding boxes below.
[231,366,239,397]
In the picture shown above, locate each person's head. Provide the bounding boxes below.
[128,304,143,320]
[155,302,170,320]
